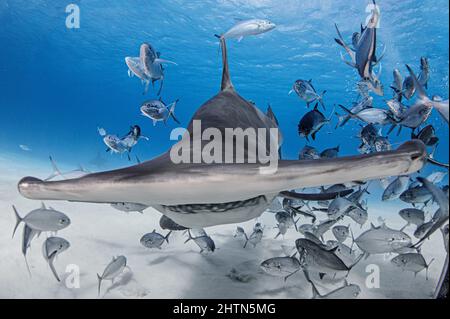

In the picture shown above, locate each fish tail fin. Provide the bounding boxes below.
[184,230,193,244]
[45,156,63,181]
[49,259,61,282]
[426,258,435,280]
[12,205,22,238]
[97,274,102,296]
[319,90,327,110]
[169,99,181,124]
[165,231,172,244]
[24,255,32,277]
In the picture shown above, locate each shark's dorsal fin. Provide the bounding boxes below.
[218,37,234,92]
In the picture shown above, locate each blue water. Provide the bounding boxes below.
[0,0,448,174]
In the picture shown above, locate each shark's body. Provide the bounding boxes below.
[17,38,427,228]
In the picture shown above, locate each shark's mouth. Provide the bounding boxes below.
[162,195,267,214]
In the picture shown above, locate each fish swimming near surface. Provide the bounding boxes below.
[17,37,427,229]
[260,257,302,281]
[289,79,326,109]
[97,255,127,296]
[140,98,180,126]
[337,96,373,128]
[431,95,449,124]
[328,197,358,220]
[111,202,148,214]
[139,42,177,96]
[216,19,276,42]
[402,76,416,100]
[42,236,70,282]
[140,230,171,249]
[391,253,435,280]
[125,56,151,94]
[347,206,369,227]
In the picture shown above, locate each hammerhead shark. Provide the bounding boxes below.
[18,37,427,228]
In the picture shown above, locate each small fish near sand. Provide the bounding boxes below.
[42,236,70,282]
[354,223,411,256]
[391,253,435,280]
[140,230,172,249]
[111,202,148,214]
[97,255,128,297]
[184,230,215,254]
[260,257,302,281]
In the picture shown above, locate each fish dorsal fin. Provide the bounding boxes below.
[218,37,234,92]
[313,103,319,111]
[41,202,46,209]
[370,223,378,230]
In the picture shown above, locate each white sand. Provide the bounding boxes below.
[0,155,447,299]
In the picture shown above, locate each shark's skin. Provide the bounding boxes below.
[17,38,427,228]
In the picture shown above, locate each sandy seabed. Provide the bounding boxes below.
[0,153,446,299]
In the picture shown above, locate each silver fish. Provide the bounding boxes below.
[140,98,180,126]
[290,79,326,109]
[12,203,70,237]
[414,221,434,239]
[305,270,361,299]
[399,208,425,227]
[42,237,70,282]
[347,206,368,227]
[125,56,151,94]
[332,225,350,243]
[355,223,411,255]
[402,76,416,100]
[295,239,350,278]
[234,226,246,238]
[339,105,394,125]
[185,230,215,253]
[111,202,148,214]
[382,176,409,201]
[418,57,430,89]
[140,230,171,249]
[315,219,339,238]
[140,43,177,96]
[391,253,434,280]
[400,185,432,205]
[243,228,263,248]
[218,19,276,42]
[97,256,127,296]
[328,197,357,220]
[260,257,301,281]
[326,240,359,268]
